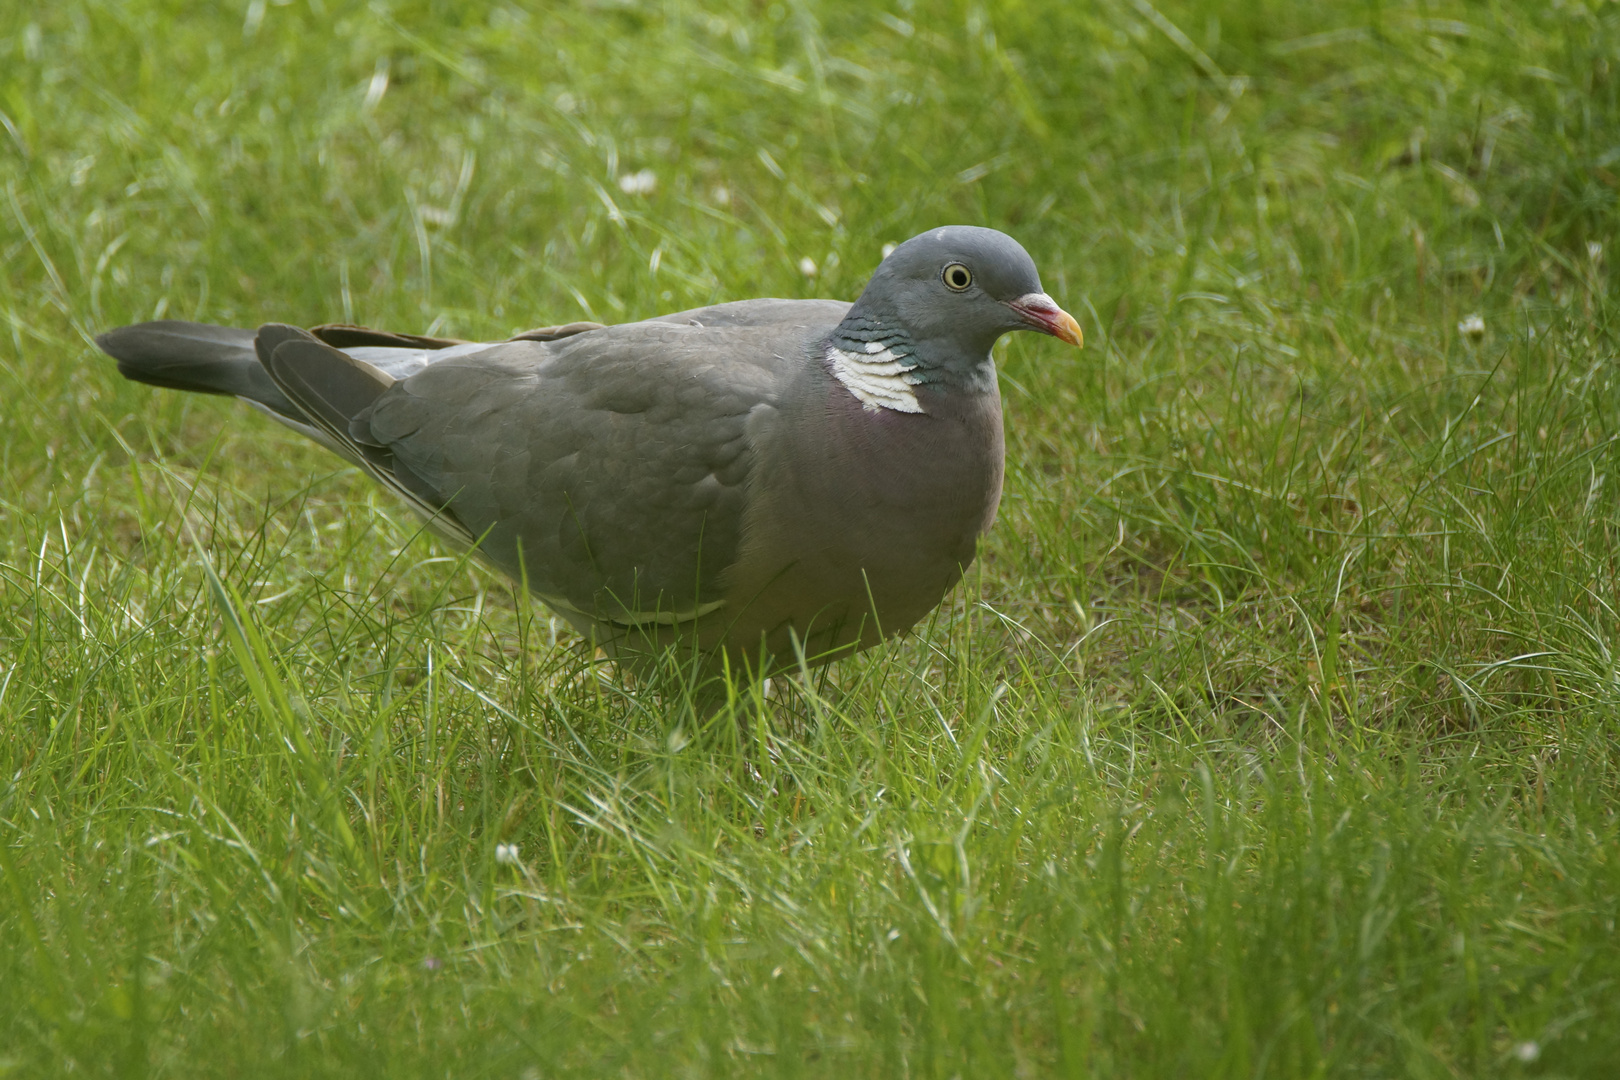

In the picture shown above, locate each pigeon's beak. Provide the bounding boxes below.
[1006,293,1084,347]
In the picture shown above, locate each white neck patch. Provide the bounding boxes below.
[827,340,924,414]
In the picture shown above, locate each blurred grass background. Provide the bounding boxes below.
[3,0,1620,1075]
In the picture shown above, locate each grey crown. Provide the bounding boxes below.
[97,226,1083,670]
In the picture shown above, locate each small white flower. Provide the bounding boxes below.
[361,62,390,112]
[1458,313,1486,341]
[1589,241,1604,264]
[494,843,521,866]
[881,242,897,259]
[798,256,818,277]
[711,185,731,206]
[1512,1041,1540,1063]
[616,169,657,195]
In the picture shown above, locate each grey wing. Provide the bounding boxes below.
[650,297,851,330]
[322,321,608,381]
[357,324,798,627]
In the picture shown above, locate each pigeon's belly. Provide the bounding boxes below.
[719,380,1004,663]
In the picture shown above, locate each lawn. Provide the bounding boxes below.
[3,0,1619,1075]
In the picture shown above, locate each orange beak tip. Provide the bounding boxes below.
[1057,310,1085,348]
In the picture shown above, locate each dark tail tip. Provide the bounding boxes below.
[97,320,301,416]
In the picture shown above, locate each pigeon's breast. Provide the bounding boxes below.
[719,369,1004,660]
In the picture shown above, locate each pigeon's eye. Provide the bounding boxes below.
[942,263,973,291]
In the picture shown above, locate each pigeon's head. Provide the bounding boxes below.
[844,226,1082,377]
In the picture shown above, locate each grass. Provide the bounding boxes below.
[3,0,1619,1074]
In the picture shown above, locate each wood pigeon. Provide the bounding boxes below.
[98,226,1083,670]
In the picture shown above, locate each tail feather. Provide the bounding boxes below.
[98,317,477,547]
[96,320,301,418]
